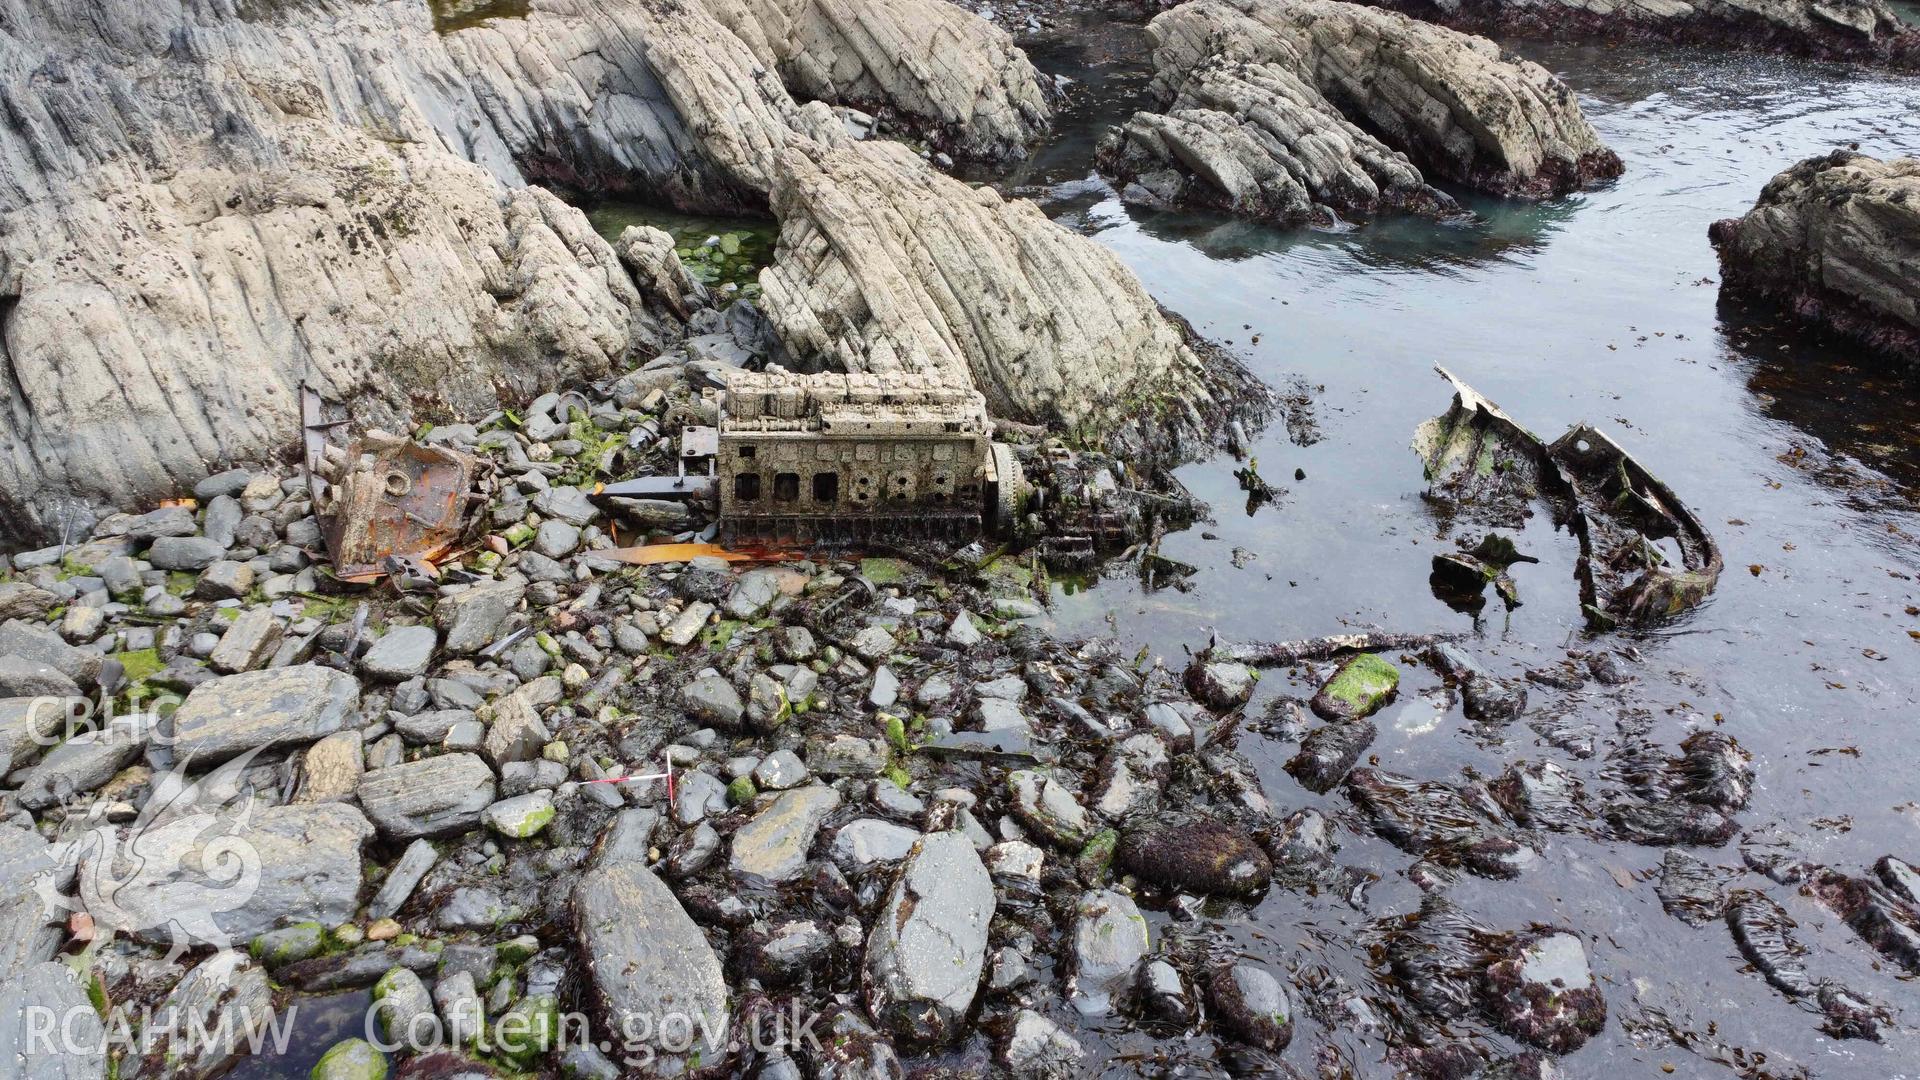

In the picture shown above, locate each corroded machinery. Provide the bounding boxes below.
[708,370,1029,542]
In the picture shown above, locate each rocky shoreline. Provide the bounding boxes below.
[1355,0,1920,67]
[3,387,1914,1076]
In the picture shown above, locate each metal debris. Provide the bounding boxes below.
[1413,366,1722,629]
[303,386,495,583]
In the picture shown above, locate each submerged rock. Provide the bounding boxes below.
[1806,868,1920,972]
[1711,151,1920,368]
[1347,768,1535,878]
[1480,930,1606,1053]
[1655,850,1733,927]
[1286,719,1377,793]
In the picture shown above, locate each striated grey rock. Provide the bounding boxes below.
[0,696,69,775]
[0,656,77,700]
[864,830,993,1045]
[0,0,667,546]
[436,579,526,655]
[574,847,731,1074]
[17,725,147,809]
[1144,0,1622,198]
[358,753,498,839]
[759,139,1262,439]
[1100,57,1457,224]
[0,621,104,688]
[358,625,439,682]
[1711,151,1920,367]
[74,802,374,948]
[148,952,276,1078]
[731,784,843,884]
[1364,0,1920,66]
[166,665,360,766]
[704,0,1052,160]
[207,609,285,674]
[369,839,440,921]
[0,963,105,1080]
[0,825,66,980]
[146,537,227,572]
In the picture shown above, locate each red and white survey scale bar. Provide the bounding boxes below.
[578,755,677,809]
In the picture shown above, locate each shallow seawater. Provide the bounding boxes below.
[1003,25,1920,1079]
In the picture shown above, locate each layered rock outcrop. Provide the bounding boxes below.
[1710,151,1920,366]
[1098,57,1458,224]
[1113,0,1622,210]
[760,140,1262,443]
[0,0,668,545]
[1360,0,1920,67]
[702,0,1053,160]
[2,0,1240,547]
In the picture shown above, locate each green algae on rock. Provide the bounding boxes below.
[1310,653,1400,721]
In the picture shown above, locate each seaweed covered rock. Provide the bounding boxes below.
[1207,963,1296,1051]
[1362,0,1920,67]
[1346,768,1536,878]
[1309,653,1399,721]
[1119,817,1274,897]
[1711,151,1920,368]
[1481,930,1606,1053]
[1141,0,1622,199]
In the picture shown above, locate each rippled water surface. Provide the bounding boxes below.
[1005,24,1920,1078]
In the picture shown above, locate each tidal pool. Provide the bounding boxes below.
[1005,23,1920,1078]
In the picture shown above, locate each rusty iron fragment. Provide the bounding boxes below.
[304,388,495,583]
[1413,366,1722,630]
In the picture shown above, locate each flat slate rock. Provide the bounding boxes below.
[574,854,730,1074]
[357,753,498,839]
[166,664,359,765]
[0,962,105,1080]
[864,830,994,1045]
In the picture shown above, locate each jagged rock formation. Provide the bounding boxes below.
[1098,56,1459,224]
[759,140,1262,444]
[701,0,1052,160]
[1358,0,1920,67]
[0,0,667,545]
[442,0,832,210]
[0,0,1188,547]
[1133,0,1622,201]
[1710,150,1920,366]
